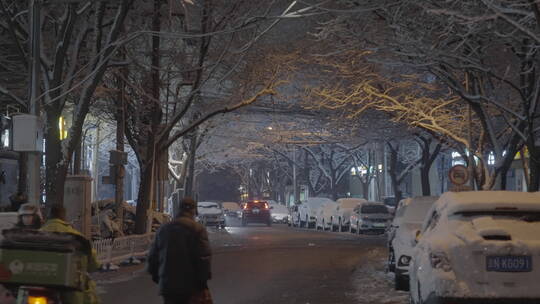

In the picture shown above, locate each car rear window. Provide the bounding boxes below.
[455,211,540,222]
[361,205,389,214]
[246,202,268,208]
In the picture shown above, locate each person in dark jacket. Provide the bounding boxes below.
[147,197,212,304]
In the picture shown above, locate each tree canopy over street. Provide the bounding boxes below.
[1,0,539,232]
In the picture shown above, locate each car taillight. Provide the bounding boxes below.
[28,297,48,304]
[430,252,452,272]
[243,204,248,210]
[264,203,269,209]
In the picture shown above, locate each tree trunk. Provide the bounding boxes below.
[73,142,82,175]
[134,162,153,234]
[387,143,403,204]
[115,92,126,229]
[331,181,338,200]
[17,152,27,194]
[184,134,197,198]
[361,179,369,200]
[420,167,430,196]
[44,109,68,209]
[528,144,540,191]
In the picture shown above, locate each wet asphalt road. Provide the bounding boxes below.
[98,218,404,304]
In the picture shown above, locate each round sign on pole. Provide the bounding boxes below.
[448,165,469,186]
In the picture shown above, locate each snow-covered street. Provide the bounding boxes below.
[98,224,405,304]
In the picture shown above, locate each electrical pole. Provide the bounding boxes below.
[27,0,42,206]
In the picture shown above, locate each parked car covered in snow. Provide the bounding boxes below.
[316,200,338,230]
[387,196,438,291]
[269,202,289,223]
[349,201,392,234]
[409,191,540,304]
[331,198,367,232]
[197,201,225,229]
[299,197,334,228]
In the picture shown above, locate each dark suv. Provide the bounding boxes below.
[241,201,272,226]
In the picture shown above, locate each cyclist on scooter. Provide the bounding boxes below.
[15,203,43,230]
[41,204,101,304]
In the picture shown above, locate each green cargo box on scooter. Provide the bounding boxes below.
[0,229,90,291]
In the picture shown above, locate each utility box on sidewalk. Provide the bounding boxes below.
[12,114,43,152]
[64,175,92,238]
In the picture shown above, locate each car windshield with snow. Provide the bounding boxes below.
[409,191,540,304]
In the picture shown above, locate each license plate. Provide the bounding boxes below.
[373,223,386,228]
[486,256,532,272]
[253,208,259,214]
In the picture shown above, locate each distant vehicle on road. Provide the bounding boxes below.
[222,202,241,217]
[197,201,225,229]
[332,198,367,232]
[349,202,392,234]
[268,202,289,223]
[387,196,438,291]
[299,197,334,229]
[241,201,272,227]
[409,191,540,304]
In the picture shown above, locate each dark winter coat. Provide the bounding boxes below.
[147,215,212,297]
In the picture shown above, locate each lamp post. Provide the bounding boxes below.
[26,0,42,205]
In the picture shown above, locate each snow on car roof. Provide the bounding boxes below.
[403,196,438,223]
[198,201,219,207]
[441,191,540,215]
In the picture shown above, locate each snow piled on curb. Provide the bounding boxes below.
[352,248,409,304]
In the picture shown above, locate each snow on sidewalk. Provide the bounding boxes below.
[352,248,409,304]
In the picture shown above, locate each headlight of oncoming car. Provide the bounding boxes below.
[430,252,452,272]
[398,255,411,266]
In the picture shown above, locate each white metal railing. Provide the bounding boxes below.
[92,233,155,268]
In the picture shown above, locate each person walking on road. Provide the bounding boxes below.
[41,204,101,304]
[148,197,213,304]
